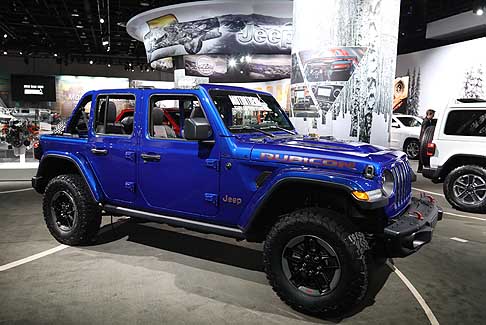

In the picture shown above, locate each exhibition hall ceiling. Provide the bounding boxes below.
[0,0,480,64]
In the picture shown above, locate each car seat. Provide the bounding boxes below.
[153,108,176,138]
[97,101,125,134]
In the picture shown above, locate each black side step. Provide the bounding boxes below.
[104,205,245,239]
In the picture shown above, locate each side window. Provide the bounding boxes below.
[444,110,486,136]
[149,95,202,139]
[94,94,135,135]
[67,95,92,135]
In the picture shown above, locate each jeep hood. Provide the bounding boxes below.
[248,136,403,174]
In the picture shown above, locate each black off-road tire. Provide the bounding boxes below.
[43,174,101,245]
[263,208,369,316]
[419,126,435,167]
[444,165,486,213]
[404,138,420,160]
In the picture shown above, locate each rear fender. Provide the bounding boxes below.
[37,152,104,202]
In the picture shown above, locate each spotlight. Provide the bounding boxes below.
[228,58,237,68]
[107,63,111,67]
[476,8,484,15]
[3,34,7,38]
[99,18,105,24]
[89,59,93,65]
[53,53,58,57]
[19,51,22,55]
[3,51,7,55]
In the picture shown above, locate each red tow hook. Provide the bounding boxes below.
[419,192,436,204]
[413,211,424,221]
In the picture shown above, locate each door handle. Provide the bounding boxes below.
[91,148,108,155]
[141,153,161,162]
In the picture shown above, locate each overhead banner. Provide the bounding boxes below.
[126,0,292,63]
[184,54,290,82]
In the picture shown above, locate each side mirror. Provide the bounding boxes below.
[184,117,212,141]
[392,122,400,128]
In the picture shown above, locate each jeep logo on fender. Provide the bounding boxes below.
[260,152,356,169]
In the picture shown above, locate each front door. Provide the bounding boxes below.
[88,92,138,204]
[137,93,220,218]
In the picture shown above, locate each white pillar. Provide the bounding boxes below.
[291,0,400,146]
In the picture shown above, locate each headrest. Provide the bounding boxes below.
[106,101,117,123]
[152,108,164,125]
[190,106,205,119]
[99,100,117,123]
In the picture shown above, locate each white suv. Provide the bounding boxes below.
[422,101,486,213]
[390,114,422,159]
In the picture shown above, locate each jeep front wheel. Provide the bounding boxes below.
[444,165,486,213]
[263,208,368,315]
[43,174,101,245]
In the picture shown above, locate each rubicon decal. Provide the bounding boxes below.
[260,152,356,169]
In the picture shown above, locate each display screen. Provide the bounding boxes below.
[11,75,56,102]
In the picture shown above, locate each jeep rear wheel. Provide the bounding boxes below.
[43,174,101,245]
[444,165,486,213]
[263,208,368,316]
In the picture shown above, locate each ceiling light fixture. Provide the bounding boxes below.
[99,18,105,24]
[3,34,7,38]
[140,1,150,6]
[76,25,83,29]
[476,8,484,15]
[19,51,22,55]
[89,59,94,65]
[107,63,111,67]
[3,51,7,55]
[53,53,58,57]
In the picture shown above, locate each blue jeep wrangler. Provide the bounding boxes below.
[32,84,441,315]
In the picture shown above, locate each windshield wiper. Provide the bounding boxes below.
[230,125,275,137]
[260,125,297,135]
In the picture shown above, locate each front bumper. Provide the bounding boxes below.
[384,196,442,257]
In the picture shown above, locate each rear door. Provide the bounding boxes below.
[137,92,220,218]
[88,92,138,204]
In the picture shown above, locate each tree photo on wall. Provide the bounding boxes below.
[463,65,484,99]
[406,67,420,116]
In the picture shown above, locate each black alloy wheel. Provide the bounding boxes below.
[405,139,420,160]
[50,190,78,232]
[282,235,341,297]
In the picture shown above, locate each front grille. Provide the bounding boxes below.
[390,159,412,209]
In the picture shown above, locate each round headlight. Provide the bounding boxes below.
[381,170,394,197]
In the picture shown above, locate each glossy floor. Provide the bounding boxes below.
[0,162,485,324]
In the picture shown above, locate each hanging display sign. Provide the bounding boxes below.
[184,54,290,82]
[126,0,292,63]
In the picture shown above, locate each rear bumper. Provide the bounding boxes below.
[384,196,442,257]
[422,166,442,180]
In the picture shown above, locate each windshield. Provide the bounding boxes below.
[209,90,293,134]
[396,116,422,127]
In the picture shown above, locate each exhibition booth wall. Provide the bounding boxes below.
[395,36,486,118]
